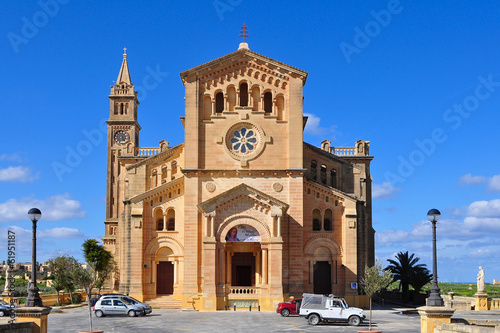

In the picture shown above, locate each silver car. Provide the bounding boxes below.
[93,298,144,317]
[99,294,152,315]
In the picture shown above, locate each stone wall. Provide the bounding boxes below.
[435,323,500,333]
[0,322,33,333]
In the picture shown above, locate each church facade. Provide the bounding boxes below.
[103,41,374,311]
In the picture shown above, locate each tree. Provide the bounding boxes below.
[410,266,432,293]
[81,239,114,332]
[385,251,428,302]
[361,260,393,331]
[47,256,79,305]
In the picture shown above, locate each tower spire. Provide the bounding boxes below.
[116,47,132,85]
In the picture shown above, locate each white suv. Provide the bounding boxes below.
[299,293,365,326]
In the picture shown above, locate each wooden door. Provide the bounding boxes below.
[314,261,331,294]
[157,261,174,295]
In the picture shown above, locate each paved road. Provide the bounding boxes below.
[42,305,422,333]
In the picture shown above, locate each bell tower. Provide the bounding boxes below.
[105,48,140,223]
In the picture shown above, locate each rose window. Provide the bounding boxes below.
[230,127,258,154]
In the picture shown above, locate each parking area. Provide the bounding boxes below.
[38,306,421,332]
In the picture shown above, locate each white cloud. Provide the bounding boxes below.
[0,194,86,222]
[466,199,500,218]
[372,182,400,200]
[459,173,500,193]
[0,166,38,182]
[39,227,85,239]
[488,175,500,192]
[303,113,338,139]
[0,153,23,162]
[469,248,492,258]
[459,173,486,185]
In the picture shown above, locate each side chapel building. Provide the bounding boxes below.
[103,39,374,311]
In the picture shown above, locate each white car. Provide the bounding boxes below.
[93,297,144,317]
[299,293,365,326]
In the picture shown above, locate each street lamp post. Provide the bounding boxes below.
[427,208,444,306]
[25,208,43,307]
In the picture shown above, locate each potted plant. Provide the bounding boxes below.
[359,260,393,332]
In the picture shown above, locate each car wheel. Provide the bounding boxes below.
[128,310,136,317]
[349,315,361,326]
[95,310,104,318]
[308,314,320,325]
[281,309,290,317]
[0,311,5,317]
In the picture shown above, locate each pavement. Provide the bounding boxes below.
[1,305,499,332]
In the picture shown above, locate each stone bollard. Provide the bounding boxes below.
[417,306,455,333]
[15,306,52,333]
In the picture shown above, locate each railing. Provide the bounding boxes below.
[490,298,500,310]
[137,147,160,156]
[227,286,261,295]
[333,147,356,156]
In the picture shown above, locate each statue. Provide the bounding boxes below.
[477,266,485,293]
[2,266,12,296]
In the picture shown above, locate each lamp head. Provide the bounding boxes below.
[28,208,42,222]
[427,208,441,222]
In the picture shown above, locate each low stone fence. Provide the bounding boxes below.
[6,290,88,307]
[435,323,500,333]
[444,295,475,311]
[0,322,33,333]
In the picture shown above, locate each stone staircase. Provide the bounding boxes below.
[145,295,182,309]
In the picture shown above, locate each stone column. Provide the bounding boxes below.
[15,307,51,333]
[163,215,167,231]
[417,306,455,333]
[262,248,268,285]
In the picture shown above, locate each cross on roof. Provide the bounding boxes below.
[239,24,249,43]
[123,47,127,55]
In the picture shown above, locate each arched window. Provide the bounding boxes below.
[215,92,224,113]
[276,95,285,120]
[227,86,236,111]
[120,103,124,115]
[312,209,321,231]
[203,95,212,120]
[239,82,248,106]
[171,161,177,175]
[324,209,333,231]
[167,218,175,231]
[310,160,317,181]
[252,86,260,111]
[331,169,337,188]
[320,165,327,184]
[166,209,175,231]
[152,170,158,188]
[264,92,272,113]
[162,166,168,180]
[157,219,163,231]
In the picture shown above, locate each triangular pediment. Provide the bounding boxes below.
[180,47,308,86]
[197,183,289,216]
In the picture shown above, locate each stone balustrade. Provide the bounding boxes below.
[138,147,160,156]
[333,147,356,156]
[227,286,261,295]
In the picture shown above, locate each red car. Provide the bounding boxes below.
[276,298,302,317]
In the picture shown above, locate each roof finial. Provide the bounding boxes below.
[238,24,249,50]
[123,47,127,58]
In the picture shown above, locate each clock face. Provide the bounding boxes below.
[114,130,130,144]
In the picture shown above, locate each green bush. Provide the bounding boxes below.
[71,293,82,304]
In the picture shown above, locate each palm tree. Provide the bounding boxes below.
[385,251,428,302]
[410,266,432,293]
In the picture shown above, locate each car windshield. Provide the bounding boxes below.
[122,297,137,304]
[0,300,8,306]
[342,300,349,308]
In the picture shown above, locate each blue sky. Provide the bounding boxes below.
[1,0,499,283]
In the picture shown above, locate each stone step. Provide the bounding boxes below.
[145,296,182,309]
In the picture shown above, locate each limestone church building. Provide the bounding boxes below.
[103,40,374,311]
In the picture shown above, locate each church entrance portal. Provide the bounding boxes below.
[157,261,174,294]
[231,252,255,286]
[313,261,331,294]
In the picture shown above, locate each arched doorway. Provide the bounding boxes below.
[156,247,174,295]
[313,261,331,294]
